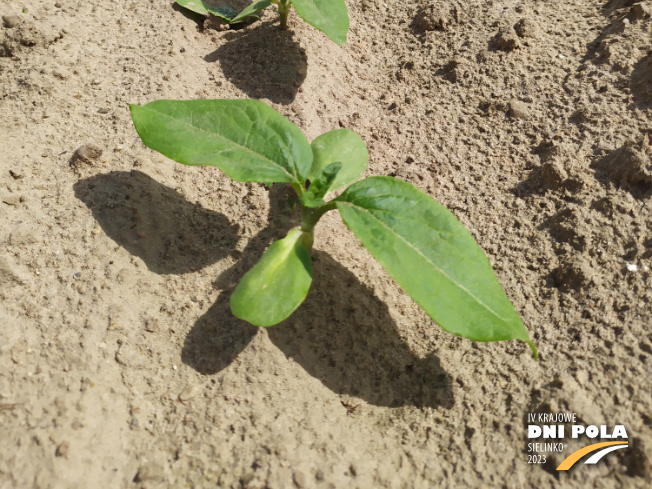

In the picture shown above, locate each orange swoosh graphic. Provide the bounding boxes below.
[557,441,628,471]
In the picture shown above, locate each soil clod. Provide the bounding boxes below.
[508,99,530,120]
[71,144,103,167]
[2,16,21,28]
[494,27,520,51]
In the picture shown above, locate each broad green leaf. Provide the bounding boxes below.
[309,129,368,192]
[231,0,271,24]
[291,0,349,46]
[231,228,313,327]
[336,177,537,357]
[176,0,236,20]
[130,99,312,185]
[207,6,238,21]
[301,161,342,207]
[176,0,210,16]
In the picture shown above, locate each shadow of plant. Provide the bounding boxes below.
[73,170,239,274]
[184,249,454,409]
[631,51,652,109]
[182,185,454,408]
[591,134,652,199]
[267,251,454,409]
[204,21,307,104]
[75,171,453,408]
[182,183,298,374]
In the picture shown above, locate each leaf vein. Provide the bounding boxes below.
[147,106,296,182]
[338,201,507,323]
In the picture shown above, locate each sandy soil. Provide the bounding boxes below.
[1,0,651,487]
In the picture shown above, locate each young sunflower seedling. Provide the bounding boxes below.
[130,99,537,358]
[176,0,349,45]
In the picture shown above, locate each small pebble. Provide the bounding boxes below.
[2,15,21,28]
[508,99,530,120]
[55,441,69,458]
[143,317,158,333]
[626,263,638,272]
[293,471,308,488]
[179,384,201,402]
[71,144,103,166]
[134,462,165,482]
[2,194,21,206]
[52,69,69,80]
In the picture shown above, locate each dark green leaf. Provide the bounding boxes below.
[231,0,271,24]
[176,0,209,16]
[309,129,367,191]
[208,6,238,21]
[231,228,313,327]
[291,0,349,46]
[176,0,236,18]
[301,162,342,207]
[130,99,312,185]
[336,177,537,357]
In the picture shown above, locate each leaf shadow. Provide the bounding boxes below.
[73,170,239,274]
[182,187,454,409]
[204,21,307,104]
[267,251,455,409]
[182,183,299,373]
[630,50,652,109]
[579,1,651,109]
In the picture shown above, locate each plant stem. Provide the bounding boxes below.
[277,0,291,29]
[301,201,337,235]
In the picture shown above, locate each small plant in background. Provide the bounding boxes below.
[130,99,537,358]
[176,0,349,45]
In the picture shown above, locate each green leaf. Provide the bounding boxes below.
[309,129,367,192]
[176,0,208,16]
[231,0,271,24]
[291,0,349,46]
[301,161,342,207]
[231,228,313,327]
[176,0,238,20]
[336,177,537,357]
[208,6,238,21]
[130,99,312,185]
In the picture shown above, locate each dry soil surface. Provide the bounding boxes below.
[1,0,651,488]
